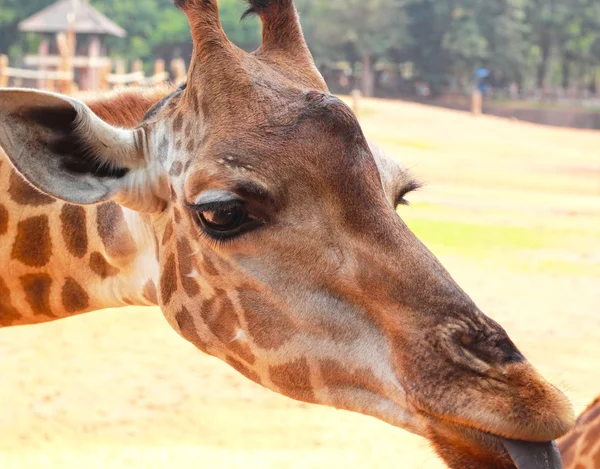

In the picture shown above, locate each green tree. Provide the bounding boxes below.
[298,0,409,97]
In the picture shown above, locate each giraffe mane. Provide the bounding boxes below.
[80,85,176,129]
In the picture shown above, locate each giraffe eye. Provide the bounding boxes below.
[191,201,261,240]
[201,206,247,231]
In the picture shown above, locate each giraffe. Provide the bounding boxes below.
[559,396,600,468]
[0,1,575,468]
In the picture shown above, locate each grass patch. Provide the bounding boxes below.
[403,217,548,251]
[377,136,438,150]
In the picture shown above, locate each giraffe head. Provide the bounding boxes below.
[0,1,573,467]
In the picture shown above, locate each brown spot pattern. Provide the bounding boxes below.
[175,306,208,352]
[11,216,52,267]
[269,358,315,403]
[202,291,256,364]
[60,204,88,259]
[173,207,182,224]
[142,280,158,304]
[239,289,295,350]
[162,220,174,246]
[20,274,54,317]
[227,357,261,384]
[202,254,220,276]
[0,276,21,325]
[160,254,178,305]
[0,204,8,236]
[97,203,137,259]
[177,237,200,298]
[169,161,183,177]
[173,113,184,132]
[319,359,383,396]
[186,138,195,153]
[61,277,90,313]
[89,252,120,279]
[8,171,55,206]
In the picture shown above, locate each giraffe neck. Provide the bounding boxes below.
[0,155,160,327]
[0,87,174,327]
[559,396,600,468]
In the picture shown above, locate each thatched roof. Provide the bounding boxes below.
[19,0,126,38]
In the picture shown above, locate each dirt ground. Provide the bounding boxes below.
[1,98,599,469]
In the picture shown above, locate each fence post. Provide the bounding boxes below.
[154,59,165,84]
[471,89,482,116]
[171,58,186,85]
[99,62,111,91]
[351,89,362,118]
[0,55,8,88]
[132,59,144,86]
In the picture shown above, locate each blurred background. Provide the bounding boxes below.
[0,0,599,468]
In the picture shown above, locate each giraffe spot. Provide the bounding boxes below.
[226,357,260,384]
[318,359,383,397]
[11,215,52,267]
[0,276,22,326]
[0,203,8,236]
[173,112,184,132]
[202,254,220,277]
[169,161,183,177]
[61,277,90,313]
[173,207,182,224]
[184,121,192,139]
[269,358,315,403]
[186,138,196,153]
[142,280,158,305]
[8,171,55,206]
[175,306,208,352]
[162,220,174,246]
[580,418,600,457]
[97,203,136,259]
[184,159,193,172]
[60,204,88,259]
[238,289,295,350]
[89,252,120,279]
[160,254,178,305]
[20,274,54,317]
[177,237,200,298]
[202,291,256,365]
[170,185,177,202]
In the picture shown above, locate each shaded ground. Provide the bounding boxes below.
[1,99,599,468]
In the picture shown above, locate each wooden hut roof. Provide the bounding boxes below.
[19,0,126,38]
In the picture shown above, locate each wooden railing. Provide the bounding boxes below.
[0,55,187,92]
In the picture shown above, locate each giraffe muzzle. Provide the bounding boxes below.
[501,439,562,469]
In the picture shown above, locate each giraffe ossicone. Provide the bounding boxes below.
[0,1,575,468]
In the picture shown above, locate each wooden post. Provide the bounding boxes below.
[38,38,50,90]
[63,11,76,94]
[351,89,362,118]
[88,35,101,91]
[171,58,186,85]
[471,89,483,116]
[132,59,144,86]
[99,62,112,91]
[154,58,165,83]
[0,55,8,88]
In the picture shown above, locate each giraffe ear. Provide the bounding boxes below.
[0,89,166,212]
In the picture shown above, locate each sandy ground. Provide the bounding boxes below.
[1,98,599,468]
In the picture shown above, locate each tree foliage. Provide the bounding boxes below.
[1,0,599,96]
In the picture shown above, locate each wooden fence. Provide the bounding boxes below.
[0,56,187,93]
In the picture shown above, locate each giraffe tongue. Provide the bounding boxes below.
[501,439,562,469]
